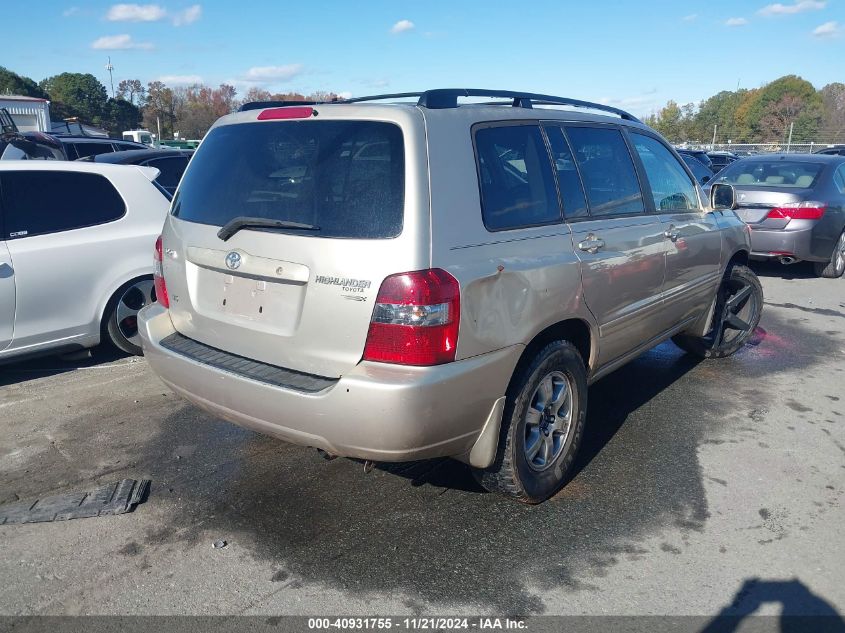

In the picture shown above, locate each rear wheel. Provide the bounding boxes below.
[813,230,845,279]
[473,341,587,504]
[105,278,156,355]
[672,264,763,359]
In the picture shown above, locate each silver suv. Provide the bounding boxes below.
[138,89,762,503]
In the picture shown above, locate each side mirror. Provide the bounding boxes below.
[710,183,736,211]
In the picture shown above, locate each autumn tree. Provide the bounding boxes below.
[820,82,845,140]
[117,79,145,106]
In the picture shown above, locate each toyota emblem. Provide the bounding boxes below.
[225,251,242,270]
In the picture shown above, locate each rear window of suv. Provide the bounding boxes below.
[172,121,405,239]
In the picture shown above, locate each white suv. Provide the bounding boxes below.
[0,161,170,361]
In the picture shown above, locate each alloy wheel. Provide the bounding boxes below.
[115,279,156,347]
[523,371,573,471]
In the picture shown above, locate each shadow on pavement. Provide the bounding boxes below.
[749,260,818,280]
[0,347,130,388]
[1,312,837,613]
[701,578,845,633]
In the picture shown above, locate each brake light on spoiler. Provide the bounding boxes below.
[257,107,315,120]
[766,201,827,221]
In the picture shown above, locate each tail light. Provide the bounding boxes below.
[362,269,460,366]
[766,202,827,221]
[153,235,170,308]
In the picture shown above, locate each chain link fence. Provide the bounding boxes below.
[682,142,842,154]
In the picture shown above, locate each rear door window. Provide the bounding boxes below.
[0,171,126,239]
[473,123,560,231]
[543,125,589,219]
[172,121,405,239]
[630,133,699,211]
[565,126,645,217]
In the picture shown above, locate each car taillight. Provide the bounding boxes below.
[362,269,460,366]
[766,201,827,221]
[153,235,170,308]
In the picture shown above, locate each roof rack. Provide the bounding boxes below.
[239,89,640,122]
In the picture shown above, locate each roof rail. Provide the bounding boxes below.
[416,89,640,121]
[238,89,640,122]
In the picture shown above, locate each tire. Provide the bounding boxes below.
[473,340,588,504]
[672,264,763,359]
[813,230,845,279]
[104,277,156,356]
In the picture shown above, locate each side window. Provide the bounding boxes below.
[543,126,589,219]
[474,124,560,231]
[0,171,126,239]
[630,133,700,211]
[73,142,116,159]
[835,165,845,194]
[682,155,712,186]
[565,126,644,216]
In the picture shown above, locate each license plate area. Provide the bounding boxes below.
[193,266,305,334]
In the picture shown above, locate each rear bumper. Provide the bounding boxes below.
[138,304,520,462]
[748,224,824,262]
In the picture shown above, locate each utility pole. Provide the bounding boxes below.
[105,57,115,98]
[786,121,794,153]
[712,124,718,149]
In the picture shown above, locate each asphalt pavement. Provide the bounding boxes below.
[1,262,843,619]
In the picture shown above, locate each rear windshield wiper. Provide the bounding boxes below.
[217,217,320,241]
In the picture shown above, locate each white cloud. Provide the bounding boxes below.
[390,19,415,34]
[813,20,841,37]
[158,74,203,85]
[682,13,698,22]
[106,3,166,22]
[758,0,825,16]
[243,64,304,82]
[63,6,79,16]
[172,4,201,26]
[337,91,353,100]
[91,34,154,50]
[725,17,749,26]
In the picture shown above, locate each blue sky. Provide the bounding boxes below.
[4,0,844,116]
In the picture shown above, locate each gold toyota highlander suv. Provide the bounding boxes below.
[138,89,762,503]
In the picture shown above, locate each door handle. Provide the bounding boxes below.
[664,225,680,241]
[577,235,605,254]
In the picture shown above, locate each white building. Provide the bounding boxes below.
[0,95,51,132]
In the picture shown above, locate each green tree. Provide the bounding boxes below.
[0,66,49,99]
[103,98,142,136]
[649,100,685,142]
[40,72,108,123]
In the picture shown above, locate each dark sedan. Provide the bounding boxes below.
[79,148,193,199]
[709,153,845,278]
[677,148,715,172]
